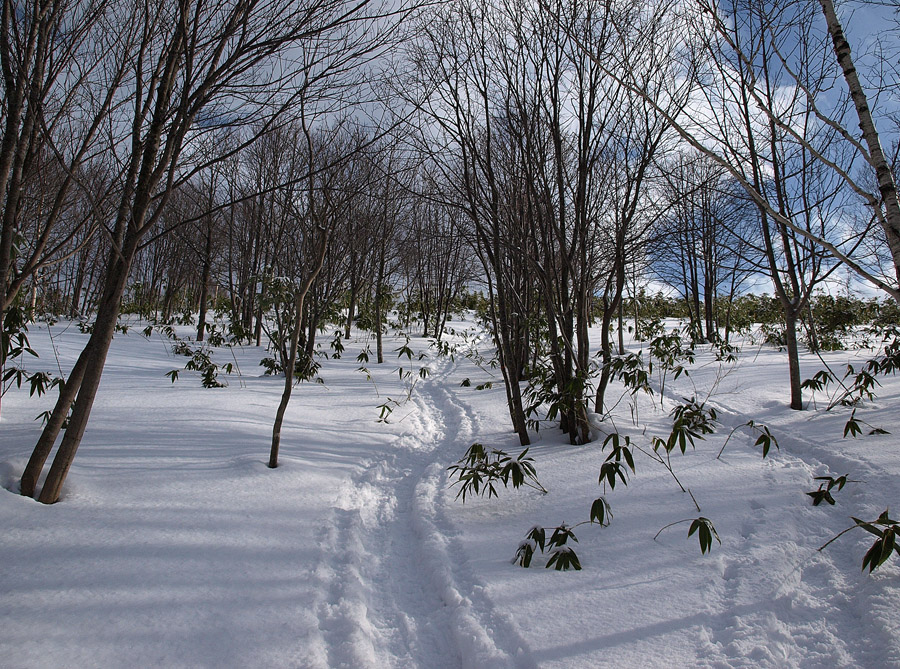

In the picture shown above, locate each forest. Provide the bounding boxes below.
[2,0,900,666]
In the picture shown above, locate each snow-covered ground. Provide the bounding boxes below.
[1,316,898,668]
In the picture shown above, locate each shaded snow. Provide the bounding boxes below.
[1,318,898,667]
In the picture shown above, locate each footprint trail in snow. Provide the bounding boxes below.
[305,355,532,668]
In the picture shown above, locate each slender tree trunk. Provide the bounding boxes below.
[69,249,89,318]
[269,292,306,469]
[345,282,357,340]
[196,225,213,342]
[375,241,386,363]
[617,297,625,354]
[269,233,328,468]
[19,348,89,498]
[38,246,132,504]
[819,0,900,288]
[783,306,803,410]
[594,299,616,415]
[805,302,820,353]
[344,248,358,340]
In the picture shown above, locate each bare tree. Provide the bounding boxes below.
[590,0,900,301]
[410,0,537,444]
[651,155,754,342]
[268,125,369,468]
[23,0,401,503]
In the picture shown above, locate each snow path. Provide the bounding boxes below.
[3,321,899,668]
[305,354,533,668]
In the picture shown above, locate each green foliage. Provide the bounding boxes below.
[2,305,36,368]
[599,433,636,490]
[842,409,888,438]
[376,399,398,423]
[801,369,833,394]
[166,337,232,388]
[523,357,591,437]
[635,316,665,341]
[447,443,547,502]
[1,304,69,409]
[688,517,721,555]
[758,322,786,349]
[649,330,694,373]
[805,295,858,351]
[712,335,740,362]
[329,330,345,359]
[823,510,900,573]
[589,497,612,526]
[605,352,652,396]
[654,517,721,555]
[174,310,193,326]
[3,367,63,397]
[652,414,705,456]
[430,337,458,361]
[206,324,227,347]
[670,397,718,435]
[513,523,582,570]
[854,511,900,573]
[395,336,414,361]
[623,290,686,324]
[546,545,582,571]
[817,326,900,411]
[259,352,321,381]
[806,474,855,506]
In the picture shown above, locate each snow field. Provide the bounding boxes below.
[1,317,898,667]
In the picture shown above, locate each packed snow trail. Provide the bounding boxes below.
[4,320,899,668]
[304,353,534,668]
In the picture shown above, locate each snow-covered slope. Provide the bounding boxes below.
[1,318,897,667]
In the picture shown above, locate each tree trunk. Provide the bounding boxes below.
[819,0,900,288]
[594,299,616,415]
[196,225,213,342]
[375,241,386,364]
[19,348,89,498]
[69,250,87,318]
[38,247,132,504]
[617,297,625,354]
[345,248,358,340]
[269,291,305,469]
[783,307,803,411]
[269,232,329,468]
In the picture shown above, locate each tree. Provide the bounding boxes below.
[590,0,900,302]
[23,0,401,503]
[268,125,369,468]
[651,155,754,342]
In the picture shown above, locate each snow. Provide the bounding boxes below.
[1,317,898,668]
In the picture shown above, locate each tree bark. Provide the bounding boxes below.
[196,224,213,342]
[818,0,900,288]
[269,232,329,469]
[783,307,803,411]
[38,244,133,503]
[19,347,89,498]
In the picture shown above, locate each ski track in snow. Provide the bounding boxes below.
[5,322,899,668]
[306,353,534,668]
